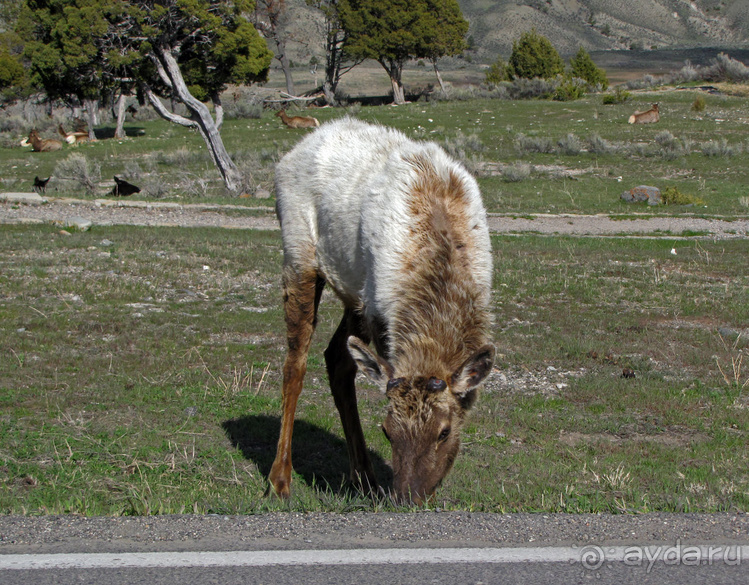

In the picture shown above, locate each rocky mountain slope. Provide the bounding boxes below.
[280,0,748,65]
[460,0,749,57]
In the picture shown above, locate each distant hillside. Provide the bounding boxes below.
[459,0,749,58]
[275,0,749,72]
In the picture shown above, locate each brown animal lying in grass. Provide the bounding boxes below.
[275,109,320,129]
[628,103,660,124]
[27,129,63,152]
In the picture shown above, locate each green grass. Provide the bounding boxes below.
[3,90,749,215]
[1,225,746,514]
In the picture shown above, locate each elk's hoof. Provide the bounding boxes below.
[269,464,292,499]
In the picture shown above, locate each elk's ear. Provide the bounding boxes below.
[347,336,394,386]
[451,344,495,405]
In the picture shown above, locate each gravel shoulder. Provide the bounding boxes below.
[0,512,747,553]
[2,194,749,238]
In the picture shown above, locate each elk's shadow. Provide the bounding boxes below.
[222,415,392,495]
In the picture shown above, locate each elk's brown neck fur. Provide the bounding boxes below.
[390,156,491,379]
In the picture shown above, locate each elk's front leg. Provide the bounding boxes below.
[269,268,324,498]
[325,309,378,495]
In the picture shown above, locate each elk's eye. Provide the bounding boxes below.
[382,425,391,442]
[387,377,404,391]
[427,377,447,392]
[438,427,451,442]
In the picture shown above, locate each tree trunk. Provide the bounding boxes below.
[276,38,296,96]
[432,58,446,92]
[211,93,225,131]
[381,58,406,105]
[114,94,127,139]
[83,98,98,141]
[152,47,243,193]
[322,80,336,106]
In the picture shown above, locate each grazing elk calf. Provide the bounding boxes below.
[269,118,495,504]
[275,109,320,129]
[628,103,660,124]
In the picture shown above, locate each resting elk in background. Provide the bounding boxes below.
[628,103,660,124]
[27,129,63,152]
[58,124,89,145]
[275,109,320,129]
[269,118,495,504]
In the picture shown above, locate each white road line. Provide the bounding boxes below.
[0,545,745,570]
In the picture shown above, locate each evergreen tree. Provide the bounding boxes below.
[18,0,272,192]
[485,55,509,85]
[570,46,609,90]
[507,29,564,80]
[339,0,467,104]
[0,49,24,93]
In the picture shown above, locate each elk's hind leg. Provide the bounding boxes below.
[325,308,378,494]
[269,266,325,498]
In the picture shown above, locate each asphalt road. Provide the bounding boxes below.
[1,513,747,584]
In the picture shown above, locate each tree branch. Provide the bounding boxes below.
[143,85,197,128]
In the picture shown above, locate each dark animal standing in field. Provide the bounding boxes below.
[32,176,50,193]
[275,109,320,129]
[110,176,140,197]
[269,118,495,504]
[58,124,89,145]
[27,129,63,152]
[628,103,660,124]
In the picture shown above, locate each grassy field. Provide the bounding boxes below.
[2,87,749,216]
[1,225,746,514]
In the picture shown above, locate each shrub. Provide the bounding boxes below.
[502,161,531,182]
[602,87,631,105]
[443,130,484,156]
[224,100,263,120]
[654,130,678,149]
[141,176,170,198]
[485,56,509,85]
[507,29,565,80]
[442,130,485,175]
[514,132,554,154]
[54,154,101,195]
[653,131,687,159]
[623,53,749,90]
[691,95,706,113]
[710,52,749,83]
[506,77,555,99]
[552,77,587,101]
[661,187,705,206]
[557,133,583,155]
[123,162,143,181]
[701,139,738,157]
[587,133,617,155]
[569,47,609,90]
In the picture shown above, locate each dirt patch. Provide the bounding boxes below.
[559,429,709,448]
[3,197,749,239]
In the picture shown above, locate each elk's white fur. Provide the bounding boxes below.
[274,117,492,339]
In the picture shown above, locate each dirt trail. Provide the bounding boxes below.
[2,195,749,238]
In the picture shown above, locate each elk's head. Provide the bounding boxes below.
[348,336,494,504]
